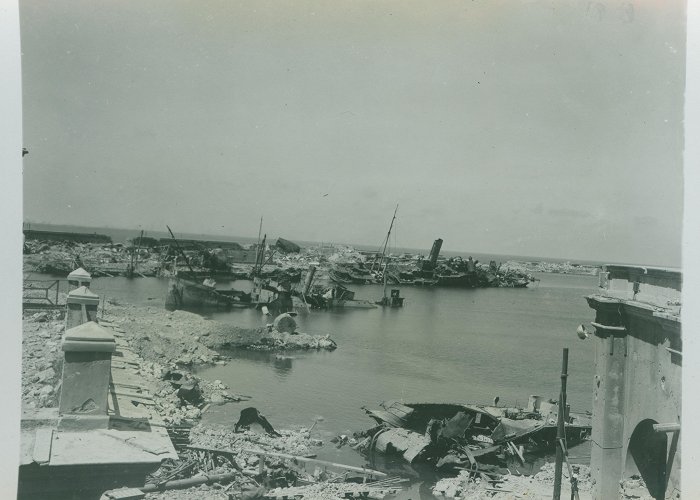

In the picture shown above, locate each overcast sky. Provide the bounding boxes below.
[19,0,686,266]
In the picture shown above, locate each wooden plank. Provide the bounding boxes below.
[462,446,477,466]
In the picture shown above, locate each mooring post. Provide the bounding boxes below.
[553,347,569,500]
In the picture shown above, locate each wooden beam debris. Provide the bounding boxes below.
[241,448,387,478]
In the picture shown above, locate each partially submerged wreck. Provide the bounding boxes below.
[361,397,591,470]
[164,226,252,311]
[305,283,378,309]
[329,262,379,285]
[165,273,252,311]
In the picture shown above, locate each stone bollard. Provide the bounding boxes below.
[58,321,116,430]
[66,286,100,330]
[67,267,92,289]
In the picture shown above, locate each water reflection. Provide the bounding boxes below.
[272,354,294,375]
[215,348,295,378]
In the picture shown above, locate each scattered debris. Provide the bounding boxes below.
[140,424,404,500]
[433,462,593,499]
[360,399,591,471]
[620,475,655,500]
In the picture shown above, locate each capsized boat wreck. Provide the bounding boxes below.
[360,397,591,470]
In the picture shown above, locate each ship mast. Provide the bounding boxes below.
[373,204,398,273]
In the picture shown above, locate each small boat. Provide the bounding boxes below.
[376,260,404,307]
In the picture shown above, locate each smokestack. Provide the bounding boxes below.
[428,239,443,268]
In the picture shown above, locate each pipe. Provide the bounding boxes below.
[653,423,681,433]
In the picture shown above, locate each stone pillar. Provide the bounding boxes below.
[66,286,100,330]
[67,267,92,289]
[58,321,116,430]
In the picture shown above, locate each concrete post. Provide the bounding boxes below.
[58,321,116,430]
[67,267,92,289]
[66,285,100,330]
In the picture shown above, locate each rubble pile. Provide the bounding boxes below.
[24,239,162,276]
[469,263,533,288]
[432,463,594,499]
[21,311,65,410]
[151,371,244,426]
[243,330,337,351]
[265,481,405,500]
[189,424,318,457]
[143,485,233,500]
[142,424,404,500]
[620,475,655,500]
[502,260,600,276]
[103,304,336,362]
[125,322,226,367]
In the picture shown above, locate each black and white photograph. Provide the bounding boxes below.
[2,0,696,498]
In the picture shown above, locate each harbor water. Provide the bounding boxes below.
[32,271,598,476]
[198,273,597,464]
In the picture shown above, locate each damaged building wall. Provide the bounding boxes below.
[586,266,681,500]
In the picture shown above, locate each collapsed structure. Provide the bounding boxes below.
[585,265,681,500]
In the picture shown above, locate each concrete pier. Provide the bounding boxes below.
[586,265,681,500]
